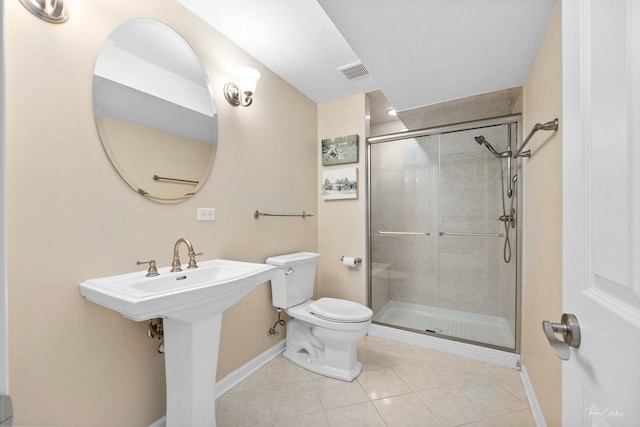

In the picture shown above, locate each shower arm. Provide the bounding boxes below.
[514,118,559,158]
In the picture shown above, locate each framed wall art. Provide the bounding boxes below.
[321,134,358,166]
[322,167,358,200]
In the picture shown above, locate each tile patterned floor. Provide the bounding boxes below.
[215,336,535,427]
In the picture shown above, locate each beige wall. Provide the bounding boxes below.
[521,3,563,426]
[5,1,317,425]
[317,95,368,305]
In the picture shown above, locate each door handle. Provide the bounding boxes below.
[542,313,581,361]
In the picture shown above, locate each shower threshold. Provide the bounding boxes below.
[373,300,515,349]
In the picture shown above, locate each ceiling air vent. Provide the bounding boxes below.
[337,61,369,81]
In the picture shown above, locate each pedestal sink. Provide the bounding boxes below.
[80,259,276,427]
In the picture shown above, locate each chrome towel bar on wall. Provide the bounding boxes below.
[254,210,315,219]
[514,118,559,158]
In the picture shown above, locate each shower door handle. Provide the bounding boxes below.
[542,313,581,361]
[377,231,430,236]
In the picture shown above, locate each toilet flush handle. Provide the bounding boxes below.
[285,267,295,275]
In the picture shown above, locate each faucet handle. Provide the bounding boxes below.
[137,259,159,277]
[187,252,203,269]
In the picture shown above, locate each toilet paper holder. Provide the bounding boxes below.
[340,256,362,265]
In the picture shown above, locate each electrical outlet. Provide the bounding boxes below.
[197,208,216,221]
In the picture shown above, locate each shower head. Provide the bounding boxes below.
[474,136,498,156]
[474,135,508,158]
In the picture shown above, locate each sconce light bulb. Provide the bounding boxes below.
[236,67,261,96]
[224,67,261,107]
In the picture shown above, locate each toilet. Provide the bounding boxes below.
[266,252,372,381]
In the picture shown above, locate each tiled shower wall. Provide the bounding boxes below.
[370,124,517,335]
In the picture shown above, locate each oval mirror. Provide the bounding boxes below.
[93,19,218,202]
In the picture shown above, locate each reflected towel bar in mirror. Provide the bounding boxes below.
[153,175,199,185]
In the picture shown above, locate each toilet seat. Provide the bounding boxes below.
[286,300,371,331]
[308,297,372,323]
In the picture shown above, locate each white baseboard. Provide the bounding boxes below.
[215,339,285,398]
[148,416,166,427]
[368,324,521,369]
[520,364,547,427]
[148,340,286,427]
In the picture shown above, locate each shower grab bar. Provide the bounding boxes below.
[514,118,559,158]
[378,231,430,236]
[439,232,504,238]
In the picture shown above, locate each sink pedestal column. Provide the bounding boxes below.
[163,314,222,427]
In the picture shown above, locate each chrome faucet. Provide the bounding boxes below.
[170,238,201,272]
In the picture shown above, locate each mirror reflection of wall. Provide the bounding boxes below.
[93,18,218,202]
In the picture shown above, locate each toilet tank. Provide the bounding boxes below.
[266,252,320,308]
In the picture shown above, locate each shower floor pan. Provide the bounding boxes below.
[373,300,515,349]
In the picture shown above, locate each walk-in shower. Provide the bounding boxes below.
[368,117,521,351]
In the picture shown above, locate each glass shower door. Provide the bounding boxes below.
[369,135,440,331]
[436,125,516,349]
[369,122,518,351]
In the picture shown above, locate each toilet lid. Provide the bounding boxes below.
[308,298,372,323]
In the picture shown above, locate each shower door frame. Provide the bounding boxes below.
[366,114,523,354]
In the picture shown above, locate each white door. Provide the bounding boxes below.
[562,0,640,425]
[0,0,9,400]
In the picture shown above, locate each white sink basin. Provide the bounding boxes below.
[80,259,276,322]
[80,259,276,427]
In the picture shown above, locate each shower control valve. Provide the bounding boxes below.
[498,210,516,228]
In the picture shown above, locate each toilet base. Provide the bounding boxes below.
[282,317,368,382]
[283,347,363,382]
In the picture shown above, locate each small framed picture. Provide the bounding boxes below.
[322,167,358,200]
[321,134,358,166]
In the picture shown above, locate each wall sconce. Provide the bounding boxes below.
[19,0,69,23]
[224,67,261,107]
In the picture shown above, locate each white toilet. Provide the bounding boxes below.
[266,252,372,381]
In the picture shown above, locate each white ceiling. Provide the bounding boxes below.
[176,0,558,114]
